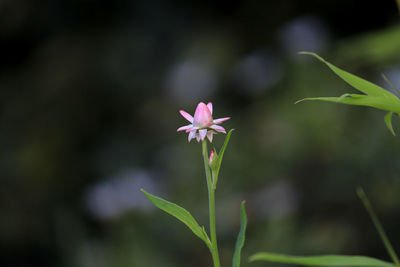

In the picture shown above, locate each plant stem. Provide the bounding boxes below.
[202,140,221,267]
[357,188,400,267]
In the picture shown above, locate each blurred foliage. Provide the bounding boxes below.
[1,0,400,267]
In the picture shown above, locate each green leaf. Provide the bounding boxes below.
[213,129,234,189]
[382,74,400,96]
[297,53,400,133]
[384,112,396,136]
[299,52,399,100]
[356,188,400,267]
[141,189,211,248]
[296,94,400,114]
[249,253,395,267]
[232,201,247,267]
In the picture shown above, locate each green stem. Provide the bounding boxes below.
[357,188,400,267]
[202,140,221,267]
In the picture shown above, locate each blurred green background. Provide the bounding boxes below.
[1,0,400,266]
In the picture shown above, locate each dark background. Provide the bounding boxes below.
[1,0,400,266]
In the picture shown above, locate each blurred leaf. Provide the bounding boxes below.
[384,112,396,136]
[356,188,400,266]
[249,253,395,267]
[334,26,400,65]
[232,201,247,267]
[299,52,399,100]
[397,0,400,14]
[141,189,211,248]
[382,74,400,96]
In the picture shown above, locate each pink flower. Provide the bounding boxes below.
[177,102,230,142]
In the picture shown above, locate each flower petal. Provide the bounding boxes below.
[207,102,213,114]
[188,130,196,142]
[179,110,194,123]
[207,131,215,142]
[185,126,199,133]
[210,124,226,134]
[177,124,193,132]
[195,133,201,142]
[213,117,230,124]
[199,129,207,141]
[193,102,213,127]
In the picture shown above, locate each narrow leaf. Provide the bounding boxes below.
[296,94,400,114]
[382,74,400,96]
[249,253,395,267]
[213,129,234,188]
[384,112,396,136]
[141,189,210,246]
[232,201,247,267]
[299,52,399,100]
[356,188,400,266]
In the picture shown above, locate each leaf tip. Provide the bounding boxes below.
[298,51,312,55]
[248,253,259,262]
[295,98,313,104]
[298,51,325,63]
[140,189,150,197]
[384,112,396,136]
[240,200,247,216]
[356,187,365,199]
[298,51,317,57]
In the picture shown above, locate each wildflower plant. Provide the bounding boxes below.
[140,55,400,267]
[141,102,247,267]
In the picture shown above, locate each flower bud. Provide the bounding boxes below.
[208,149,218,170]
[193,102,213,127]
